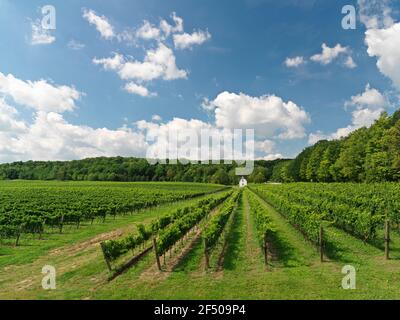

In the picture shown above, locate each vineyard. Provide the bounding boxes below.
[1,181,400,299]
[250,183,400,245]
[0,181,226,246]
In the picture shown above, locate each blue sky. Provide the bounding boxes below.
[0,0,399,162]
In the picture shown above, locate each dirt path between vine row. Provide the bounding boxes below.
[49,229,125,257]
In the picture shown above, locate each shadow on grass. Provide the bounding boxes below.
[323,229,364,263]
[368,229,400,260]
[367,238,385,251]
[172,237,204,273]
[223,199,244,271]
[323,240,351,263]
[266,231,305,267]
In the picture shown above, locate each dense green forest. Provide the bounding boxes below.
[272,110,400,183]
[0,157,285,185]
[1,110,399,185]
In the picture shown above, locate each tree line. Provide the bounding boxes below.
[0,157,285,185]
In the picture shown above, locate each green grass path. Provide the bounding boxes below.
[246,189,319,267]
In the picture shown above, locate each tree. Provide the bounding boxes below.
[364,113,392,182]
[211,169,230,185]
[306,141,329,182]
[317,141,341,182]
[333,128,369,182]
[382,119,400,180]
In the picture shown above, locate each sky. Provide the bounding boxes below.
[0,0,399,163]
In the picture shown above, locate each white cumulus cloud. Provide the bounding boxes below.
[136,21,161,40]
[93,53,125,71]
[94,43,187,97]
[345,84,387,109]
[344,56,357,69]
[124,82,156,97]
[0,72,82,113]
[365,23,400,90]
[255,139,276,154]
[0,111,148,163]
[203,91,310,139]
[160,12,184,36]
[284,56,305,68]
[173,30,211,50]
[151,114,162,122]
[311,43,350,65]
[83,9,115,40]
[259,154,284,161]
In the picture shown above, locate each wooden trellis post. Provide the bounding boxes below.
[319,226,324,263]
[264,232,268,266]
[385,219,390,260]
[152,237,162,271]
[100,242,112,272]
[59,214,64,234]
[204,238,210,269]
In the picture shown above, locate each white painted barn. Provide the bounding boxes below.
[239,177,248,188]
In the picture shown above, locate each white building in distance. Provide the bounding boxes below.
[239,177,248,188]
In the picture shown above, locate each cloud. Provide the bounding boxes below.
[120,43,187,81]
[93,53,125,71]
[358,0,394,29]
[152,114,162,122]
[0,99,27,133]
[309,85,387,144]
[345,84,387,109]
[284,56,305,68]
[173,30,211,50]
[94,43,187,96]
[365,23,400,90]
[160,12,184,36]
[351,107,384,127]
[258,154,284,161]
[0,72,82,113]
[289,44,356,69]
[68,39,85,50]
[0,111,149,163]
[124,82,156,97]
[357,1,400,90]
[135,118,256,162]
[344,56,357,69]
[31,20,55,45]
[310,43,350,65]
[89,12,209,97]
[308,108,383,145]
[136,21,161,40]
[255,139,276,153]
[0,73,150,163]
[83,9,115,40]
[203,91,310,139]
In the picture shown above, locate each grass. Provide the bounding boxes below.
[2,185,400,299]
